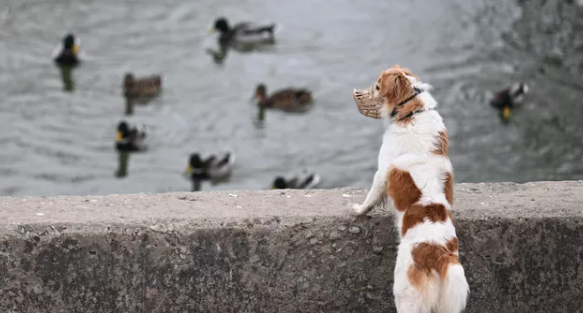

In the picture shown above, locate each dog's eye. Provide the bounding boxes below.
[375,85,380,91]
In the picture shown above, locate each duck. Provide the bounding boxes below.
[253,83,314,112]
[115,121,147,152]
[123,73,162,99]
[490,82,529,120]
[184,152,235,181]
[271,170,321,190]
[210,17,276,47]
[53,33,80,67]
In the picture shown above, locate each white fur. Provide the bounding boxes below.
[353,78,469,313]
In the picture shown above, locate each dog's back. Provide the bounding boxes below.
[384,108,468,313]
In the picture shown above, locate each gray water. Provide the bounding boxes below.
[0,0,581,196]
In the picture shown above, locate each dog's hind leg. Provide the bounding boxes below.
[393,244,440,313]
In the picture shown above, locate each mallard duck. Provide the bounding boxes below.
[254,84,314,111]
[184,152,235,181]
[210,17,276,47]
[490,82,529,120]
[53,33,80,66]
[271,170,321,189]
[115,121,147,152]
[123,73,162,98]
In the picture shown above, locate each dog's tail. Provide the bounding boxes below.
[438,262,469,313]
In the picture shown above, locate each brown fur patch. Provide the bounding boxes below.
[446,237,459,253]
[444,172,454,206]
[407,264,428,291]
[401,203,450,236]
[377,65,416,114]
[387,168,421,212]
[432,130,449,155]
[411,241,460,280]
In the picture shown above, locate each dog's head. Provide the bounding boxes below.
[354,65,432,122]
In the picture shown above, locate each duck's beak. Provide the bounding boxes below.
[502,106,511,120]
[72,44,79,55]
[209,28,217,35]
[270,185,276,190]
[184,165,193,176]
[115,131,122,142]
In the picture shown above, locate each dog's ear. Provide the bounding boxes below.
[379,68,412,105]
[399,66,419,80]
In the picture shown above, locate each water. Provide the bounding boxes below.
[0,0,581,196]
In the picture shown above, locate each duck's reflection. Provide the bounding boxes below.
[124,98,134,116]
[58,66,76,92]
[115,152,130,178]
[191,179,202,192]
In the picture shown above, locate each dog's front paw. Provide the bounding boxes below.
[352,203,371,216]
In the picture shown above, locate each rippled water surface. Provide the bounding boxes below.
[0,0,581,196]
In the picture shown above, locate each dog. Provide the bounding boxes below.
[352,65,469,313]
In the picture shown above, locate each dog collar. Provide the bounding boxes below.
[394,107,434,121]
[397,87,423,107]
[391,87,424,120]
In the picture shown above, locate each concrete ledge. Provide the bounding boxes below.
[1,181,582,312]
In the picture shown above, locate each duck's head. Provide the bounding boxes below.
[254,84,267,102]
[124,73,135,87]
[211,18,230,34]
[189,153,203,168]
[116,121,129,142]
[63,34,79,55]
[271,177,287,189]
[185,153,203,177]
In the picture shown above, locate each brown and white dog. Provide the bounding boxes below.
[353,65,469,313]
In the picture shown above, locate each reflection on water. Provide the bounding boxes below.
[191,179,202,192]
[115,152,130,178]
[58,66,76,92]
[0,0,581,197]
[124,98,134,116]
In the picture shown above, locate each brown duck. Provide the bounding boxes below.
[253,83,314,111]
[123,73,162,98]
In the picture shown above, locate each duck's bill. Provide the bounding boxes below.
[72,44,79,55]
[502,106,511,120]
[209,28,217,34]
[115,131,122,142]
[270,185,276,190]
[353,86,384,119]
[184,165,193,176]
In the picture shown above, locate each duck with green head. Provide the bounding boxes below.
[210,17,276,48]
[490,82,529,122]
[271,171,320,190]
[115,121,147,152]
[54,33,80,67]
[184,152,235,191]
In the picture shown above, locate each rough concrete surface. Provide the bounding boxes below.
[0,181,583,312]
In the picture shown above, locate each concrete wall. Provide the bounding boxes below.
[0,181,582,312]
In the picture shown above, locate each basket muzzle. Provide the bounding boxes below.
[353,86,384,119]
